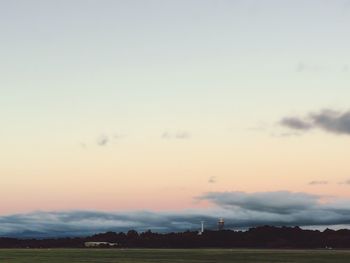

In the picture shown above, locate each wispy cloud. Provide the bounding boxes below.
[79,142,87,149]
[113,133,126,139]
[162,131,191,140]
[208,176,217,184]
[295,62,349,73]
[270,131,303,138]
[295,62,325,73]
[199,191,319,214]
[280,109,350,135]
[339,180,350,185]
[96,134,109,146]
[309,180,328,186]
[80,132,127,148]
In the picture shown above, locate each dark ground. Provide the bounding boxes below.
[1,249,350,263]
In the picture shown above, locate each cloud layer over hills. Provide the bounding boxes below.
[2,191,350,238]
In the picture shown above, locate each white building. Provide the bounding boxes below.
[84,242,118,247]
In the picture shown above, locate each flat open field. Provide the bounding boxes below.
[1,249,350,263]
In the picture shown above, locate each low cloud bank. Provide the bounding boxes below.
[2,191,350,238]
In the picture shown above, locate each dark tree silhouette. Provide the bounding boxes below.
[1,226,350,249]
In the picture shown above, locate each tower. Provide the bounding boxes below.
[198,221,205,235]
[218,218,224,230]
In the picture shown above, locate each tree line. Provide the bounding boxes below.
[1,226,350,248]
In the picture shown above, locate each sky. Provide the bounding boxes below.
[1,0,350,237]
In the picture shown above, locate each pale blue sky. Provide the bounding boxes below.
[1,0,350,140]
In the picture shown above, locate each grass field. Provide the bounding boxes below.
[0,249,350,263]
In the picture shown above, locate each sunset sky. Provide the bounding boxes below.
[1,0,350,237]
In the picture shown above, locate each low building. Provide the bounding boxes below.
[84,242,118,248]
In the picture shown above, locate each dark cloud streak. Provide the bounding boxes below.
[280,117,313,130]
[280,109,350,135]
